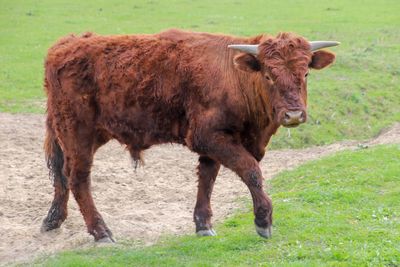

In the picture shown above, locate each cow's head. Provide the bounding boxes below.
[229,33,338,128]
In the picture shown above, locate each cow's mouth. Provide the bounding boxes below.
[282,122,300,128]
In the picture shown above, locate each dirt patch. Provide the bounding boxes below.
[0,113,399,265]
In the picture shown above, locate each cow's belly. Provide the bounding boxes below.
[97,105,188,149]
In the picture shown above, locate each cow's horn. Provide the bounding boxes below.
[228,44,259,55]
[309,41,340,51]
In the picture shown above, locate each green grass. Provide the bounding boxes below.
[0,0,399,148]
[36,145,400,266]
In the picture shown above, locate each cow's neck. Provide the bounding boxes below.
[232,35,273,131]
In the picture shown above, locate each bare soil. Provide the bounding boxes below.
[0,113,399,265]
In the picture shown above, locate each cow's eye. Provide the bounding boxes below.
[265,74,271,81]
[305,72,309,77]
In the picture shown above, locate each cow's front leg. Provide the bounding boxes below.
[194,156,220,236]
[191,131,273,238]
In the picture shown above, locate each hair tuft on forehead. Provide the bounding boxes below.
[258,32,312,79]
[259,32,311,58]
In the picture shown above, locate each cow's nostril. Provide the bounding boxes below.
[286,111,303,119]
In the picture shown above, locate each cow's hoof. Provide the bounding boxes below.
[40,218,61,233]
[255,225,272,239]
[40,223,51,233]
[97,236,116,243]
[196,229,217,237]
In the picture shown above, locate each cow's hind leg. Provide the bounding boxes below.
[64,136,114,243]
[51,116,113,242]
[194,156,220,236]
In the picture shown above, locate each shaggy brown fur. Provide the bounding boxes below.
[42,29,336,241]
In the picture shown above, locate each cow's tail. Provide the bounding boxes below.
[44,69,67,189]
[44,118,67,189]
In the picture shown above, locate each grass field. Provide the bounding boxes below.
[35,145,400,266]
[2,2,399,266]
[1,0,399,148]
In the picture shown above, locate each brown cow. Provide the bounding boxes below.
[41,29,338,242]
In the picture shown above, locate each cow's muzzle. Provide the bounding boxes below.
[282,110,306,128]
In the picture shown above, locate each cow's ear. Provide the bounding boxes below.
[309,50,336,70]
[233,53,261,73]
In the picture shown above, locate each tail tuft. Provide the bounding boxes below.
[44,120,67,189]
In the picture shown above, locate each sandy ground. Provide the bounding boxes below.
[0,113,399,265]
